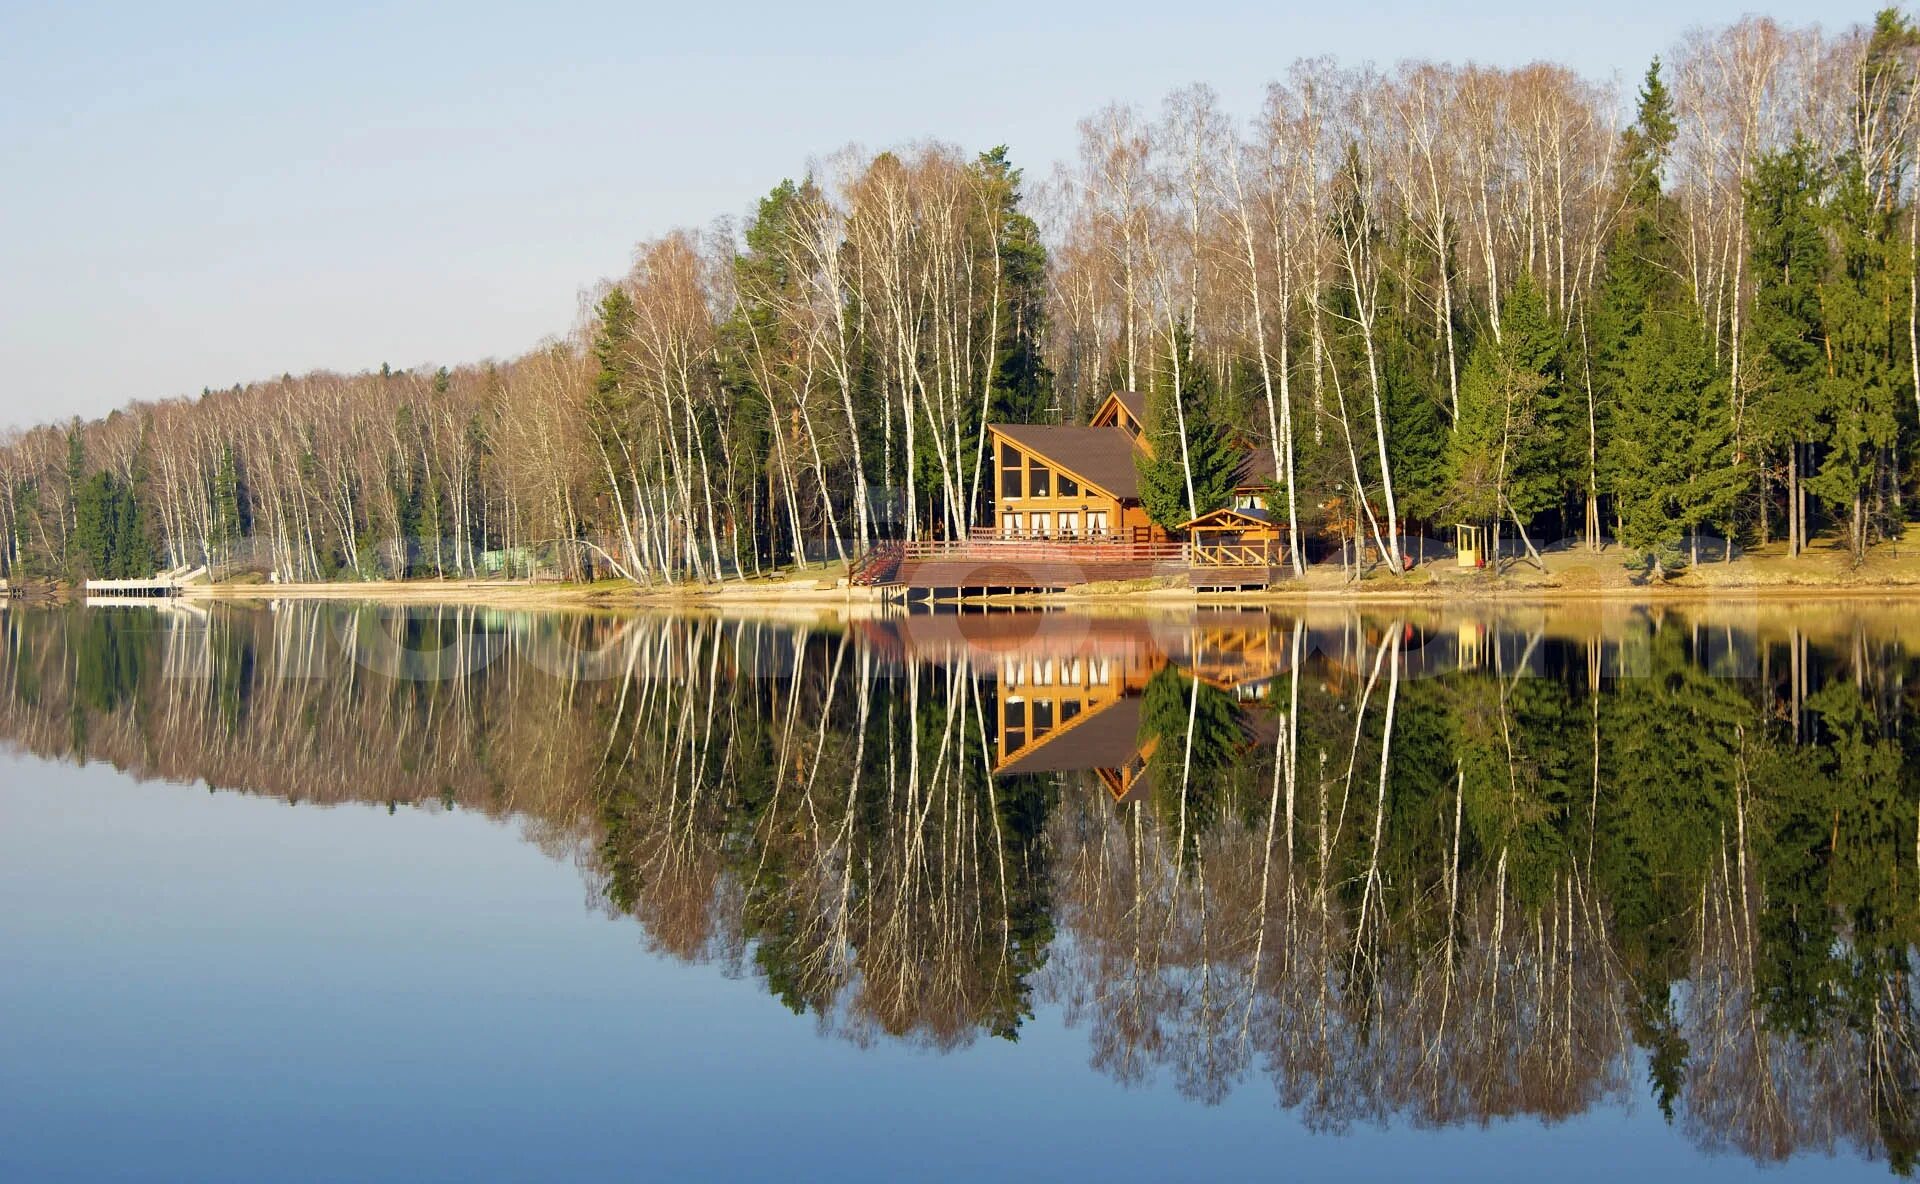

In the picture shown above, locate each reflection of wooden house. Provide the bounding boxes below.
[989,624,1164,804]
[1183,622,1291,698]
[976,614,1304,803]
[995,697,1159,804]
[992,644,1157,769]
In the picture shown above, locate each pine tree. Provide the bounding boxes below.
[213,444,244,566]
[1448,274,1568,556]
[1137,324,1239,529]
[72,471,151,579]
[1743,139,1828,555]
[1590,60,1686,526]
[1607,309,1742,575]
[978,147,1052,425]
[1810,163,1904,562]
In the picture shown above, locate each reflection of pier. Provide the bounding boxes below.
[83,596,211,621]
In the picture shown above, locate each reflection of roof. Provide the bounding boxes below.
[990,425,1143,499]
[996,698,1144,776]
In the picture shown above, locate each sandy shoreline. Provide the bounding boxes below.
[143,571,1920,610]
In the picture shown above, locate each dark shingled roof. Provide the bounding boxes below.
[1108,390,1147,425]
[1238,444,1278,486]
[996,699,1145,776]
[991,424,1143,499]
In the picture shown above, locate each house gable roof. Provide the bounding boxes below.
[1089,391,1148,431]
[1236,444,1278,488]
[990,424,1142,500]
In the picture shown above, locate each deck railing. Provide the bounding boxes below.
[1191,542,1277,568]
[901,535,1189,563]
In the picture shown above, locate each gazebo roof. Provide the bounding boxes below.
[1177,506,1277,531]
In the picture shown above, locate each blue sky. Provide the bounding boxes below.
[0,0,1854,427]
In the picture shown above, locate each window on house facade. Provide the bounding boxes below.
[1057,473,1079,497]
[1029,463,1052,497]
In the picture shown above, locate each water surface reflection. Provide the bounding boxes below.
[3,601,1916,1172]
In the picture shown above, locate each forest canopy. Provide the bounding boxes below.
[4,9,1919,583]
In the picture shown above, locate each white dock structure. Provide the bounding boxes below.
[82,565,208,600]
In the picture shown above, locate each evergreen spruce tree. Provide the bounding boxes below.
[1137,324,1239,529]
[1448,273,1568,557]
[1607,309,1742,575]
[978,147,1052,425]
[1811,163,1904,562]
[1590,60,1685,526]
[1743,139,1828,555]
[213,444,244,568]
[72,471,151,579]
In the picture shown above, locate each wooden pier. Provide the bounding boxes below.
[81,565,208,600]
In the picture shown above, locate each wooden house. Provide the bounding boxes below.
[986,390,1290,552]
[986,392,1165,542]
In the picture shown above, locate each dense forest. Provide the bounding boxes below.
[3,602,1917,1166]
[4,11,1920,583]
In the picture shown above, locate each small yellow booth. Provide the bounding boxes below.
[1455,524,1487,569]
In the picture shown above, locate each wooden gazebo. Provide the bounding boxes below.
[1179,507,1286,568]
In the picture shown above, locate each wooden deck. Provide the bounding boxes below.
[868,531,1290,595]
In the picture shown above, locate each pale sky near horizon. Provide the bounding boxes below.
[0,0,1854,429]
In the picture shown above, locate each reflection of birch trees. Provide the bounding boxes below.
[2,603,1918,1167]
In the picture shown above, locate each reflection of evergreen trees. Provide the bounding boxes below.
[1140,666,1251,857]
[4,603,1920,1169]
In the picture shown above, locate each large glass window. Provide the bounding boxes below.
[1000,453,1022,499]
[1057,473,1079,497]
[1029,463,1052,497]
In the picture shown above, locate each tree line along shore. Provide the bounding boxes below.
[5,10,1920,593]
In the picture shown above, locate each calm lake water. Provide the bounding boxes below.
[2,599,1916,1182]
